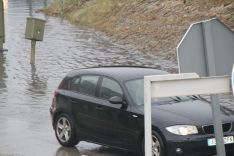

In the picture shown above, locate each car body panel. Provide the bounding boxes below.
[134,100,234,127]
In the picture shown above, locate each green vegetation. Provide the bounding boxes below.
[68,0,128,25]
[44,0,234,62]
[44,0,128,23]
[44,0,83,16]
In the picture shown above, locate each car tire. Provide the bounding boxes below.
[141,130,165,156]
[55,113,79,147]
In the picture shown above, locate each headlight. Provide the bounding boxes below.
[166,125,198,135]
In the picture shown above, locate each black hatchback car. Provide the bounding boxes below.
[50,67,234,156]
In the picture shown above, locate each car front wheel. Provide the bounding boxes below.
[142,130,165,156]
[152,132,164,156]
[55,113,79,146]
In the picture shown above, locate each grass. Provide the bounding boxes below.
[44,0,83,16]
[67,0,128,25]
[45,0,129,25]
[44,0,234,63]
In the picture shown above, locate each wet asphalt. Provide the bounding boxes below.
[0,0,177,155]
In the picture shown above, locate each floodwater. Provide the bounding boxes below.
[1,0,233,156]
[0,0,177,156]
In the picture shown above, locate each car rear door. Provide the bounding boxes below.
[68,75,102,139]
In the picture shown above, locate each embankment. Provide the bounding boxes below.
[43,0,234,63]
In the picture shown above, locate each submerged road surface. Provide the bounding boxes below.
[0,0,176,156]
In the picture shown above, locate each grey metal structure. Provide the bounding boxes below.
[0,0,5,50]
[25,17,45,41]
[177,18,234,156]
[25,17,46,64]
[177,18,234,77]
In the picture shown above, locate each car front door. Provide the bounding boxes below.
[94,77,138,149]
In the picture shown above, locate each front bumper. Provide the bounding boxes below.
[166,132,234,156]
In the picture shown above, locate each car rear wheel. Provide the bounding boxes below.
[55,113,79,146]
[141,130,165,156]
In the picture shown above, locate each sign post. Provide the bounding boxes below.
[0,0,5,50]
[144,77,152,156]
[177,18,234,156]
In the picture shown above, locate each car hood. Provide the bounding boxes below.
[138,99,234,127]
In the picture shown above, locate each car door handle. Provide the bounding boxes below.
[71,99,77,103]
[95,106,104,111]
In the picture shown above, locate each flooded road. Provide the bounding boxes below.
[0,0,176,156]
[1,1,233,156]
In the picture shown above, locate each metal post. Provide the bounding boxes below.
[211,95,226,156]
[144,78,152,156]
[0,35,3,50]
[30,40,36,64]
[202,22,226,156]
[0,0,5,50]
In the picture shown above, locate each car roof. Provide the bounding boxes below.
[67,66,168,82]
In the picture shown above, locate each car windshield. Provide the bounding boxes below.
[125,78,192,106]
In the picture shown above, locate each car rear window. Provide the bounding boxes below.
[70,77,81,92]
[79,75,99,96]
[58,78,69,90]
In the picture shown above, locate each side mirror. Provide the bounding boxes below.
[109,96,123,105]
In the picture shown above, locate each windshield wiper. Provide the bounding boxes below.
[170,96,181,102]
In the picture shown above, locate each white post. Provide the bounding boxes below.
[144,77,152,156]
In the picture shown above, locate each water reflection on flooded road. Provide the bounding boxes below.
[0,0,176,155]
[55,145,135,156]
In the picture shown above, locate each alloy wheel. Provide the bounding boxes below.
[152,135,161,156]
[56,117,71,143]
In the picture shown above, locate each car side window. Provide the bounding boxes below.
[70,77,81,92]
[100,78,123,100]
[79,75,99,96]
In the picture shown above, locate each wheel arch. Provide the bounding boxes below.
[53,110,79,146]
[52,108,72,129]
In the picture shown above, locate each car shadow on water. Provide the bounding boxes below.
[55,145,137,156]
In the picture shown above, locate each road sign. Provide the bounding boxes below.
[177,18,234,156]
[150,76,230,97]
[177,18,234,77]
[144,74,232,156]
